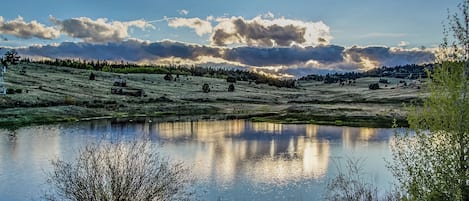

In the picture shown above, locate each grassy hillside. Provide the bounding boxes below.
[0,63,425,128]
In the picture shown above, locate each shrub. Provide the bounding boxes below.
[15,88,22,93]
[63,96,76,105]
[368,83,380,90]
[164,73,173,81]
[44,141,193,201]
[202,83,210,93]
[228,84,235,92]
[6,88,15,94]
[89,72,96,80]
[324,159,400,201]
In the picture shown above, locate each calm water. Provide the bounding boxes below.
[0,119,395,200]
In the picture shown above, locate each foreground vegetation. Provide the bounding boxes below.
[0,62,423,128]
[44,141,193,201]
[326,1,469,200]
[389,1,469,200]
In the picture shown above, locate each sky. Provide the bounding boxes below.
[0,0,461,77]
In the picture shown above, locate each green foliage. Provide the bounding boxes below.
[390,1,469,200]
[101,65,112,72]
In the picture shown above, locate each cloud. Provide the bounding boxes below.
[211,16,331,47]
[18,40,435,77]
[343,46,435,70]
[0,16,59,39]
[223,45,344,66]
[178,9,189,16]
[50,16,155,43]
[168,17,212,36]
[19,39,221,62]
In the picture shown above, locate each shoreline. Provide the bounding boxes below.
[0,108,407,129]
[0,63,419,129]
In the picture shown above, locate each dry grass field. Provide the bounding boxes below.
[0,63,426,128]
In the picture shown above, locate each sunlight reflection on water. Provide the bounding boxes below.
[0,119,395,201]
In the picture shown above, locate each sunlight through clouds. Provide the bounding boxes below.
[211,15,331,47]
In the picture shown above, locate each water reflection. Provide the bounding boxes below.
[153,121,390,185]
[0,120,395,201]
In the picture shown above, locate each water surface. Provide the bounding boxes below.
[0,119,395,200]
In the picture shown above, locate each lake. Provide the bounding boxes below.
[0,119,395,200]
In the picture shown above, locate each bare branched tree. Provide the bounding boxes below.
[43,141,194,201]
[324,158,400,201]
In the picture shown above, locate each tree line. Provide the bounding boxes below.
[26,58,298,88]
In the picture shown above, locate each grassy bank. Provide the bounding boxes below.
[0,63,424,128]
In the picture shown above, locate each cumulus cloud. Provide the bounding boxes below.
[50,16,155,43]
[211,16,331,47]
[0,16,59,39]
[18,40,435,77]
[168,17,212,36]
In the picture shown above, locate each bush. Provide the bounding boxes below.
[6,88,15,94]
[324,159,400,201]
[228,84,235,92]
[44,141,193,201]
[164,73,173,81]
[15,88,22,94]
[368,83,380,90]
[202,83,210,93]
[89,72,96,80]
[63,96,76,105]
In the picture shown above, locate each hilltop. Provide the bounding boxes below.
[0,62,425,128]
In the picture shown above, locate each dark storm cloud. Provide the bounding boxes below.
[17,40,436,77]
[223,45,345,66]
[18,40,220,61]
[143,40,221,59]
[344,46,436,67]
